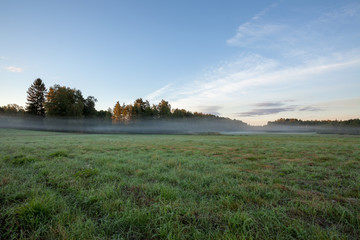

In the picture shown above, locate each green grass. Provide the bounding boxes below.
[0,128,359,239]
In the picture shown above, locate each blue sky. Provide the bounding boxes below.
[1,0,359,125]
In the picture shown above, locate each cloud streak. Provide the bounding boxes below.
[238,107,295,117]
[322,2,360,19]
[238,104,325,117]
[174,50,360,100]
[227,3,283,46]
[145,84,172,102]
[227,23,284,46]
[5,66,23,73]
[299,106,323,112]
[254,102,284,107]
[198,105,222,116]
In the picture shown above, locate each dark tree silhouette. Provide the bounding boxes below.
[26,78,47,116]
[133,98,145,119]
[0,104,25,115]
[83,96,98,117]
[268,118,360,127]
[97,109,112,120]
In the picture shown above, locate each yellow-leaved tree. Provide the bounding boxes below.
[112,101,122,124]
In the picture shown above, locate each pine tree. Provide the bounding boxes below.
[26,78,47,116]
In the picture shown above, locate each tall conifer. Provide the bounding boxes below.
[26,78,47,116]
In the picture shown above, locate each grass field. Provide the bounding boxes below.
[0,128,359,239]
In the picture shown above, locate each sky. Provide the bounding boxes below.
[0,0,359,125]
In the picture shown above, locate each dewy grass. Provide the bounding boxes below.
[0,129,359,239]
[49,150,69,158]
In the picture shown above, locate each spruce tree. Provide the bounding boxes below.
[26,78,47,116]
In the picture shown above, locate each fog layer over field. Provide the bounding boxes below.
[0,115,246,134]
[1,115,359,135]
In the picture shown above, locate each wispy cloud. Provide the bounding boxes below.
[299,106,323,112]
[251,2,278,20]
[238,107,296,117]
[198,105,222,116]
[5,66,23,73]
[227,23,284,46]
[227,3,283,46]
[254,102,284,107]
[238,103,324,117]
[145,84,172,102]
[322,2,360,19]
[174,53,280,98]
[179,50,360,99]
[228,1,360,58]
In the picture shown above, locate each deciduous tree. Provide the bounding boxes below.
[83,96,98,117]
[158,99,171,118]
[45,85,85,117]
[112,101,122,123]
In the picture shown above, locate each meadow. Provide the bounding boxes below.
[0,128,359,239]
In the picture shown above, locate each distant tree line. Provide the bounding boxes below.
[0,104,25,115]
[0,79,108,120]
[111,98,225,124]
[2,78,358,128]
[268,118,360,127]
[0,78,112,120]
[0,78,241,125]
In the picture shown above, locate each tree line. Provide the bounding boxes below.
[111,98,223,123]
[0,79,110,120]
[2,78,358,127]
[268,118,360,127]
[0,78,237,124]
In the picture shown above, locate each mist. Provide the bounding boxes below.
[0,115,246,134]
[1,115,359,135]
